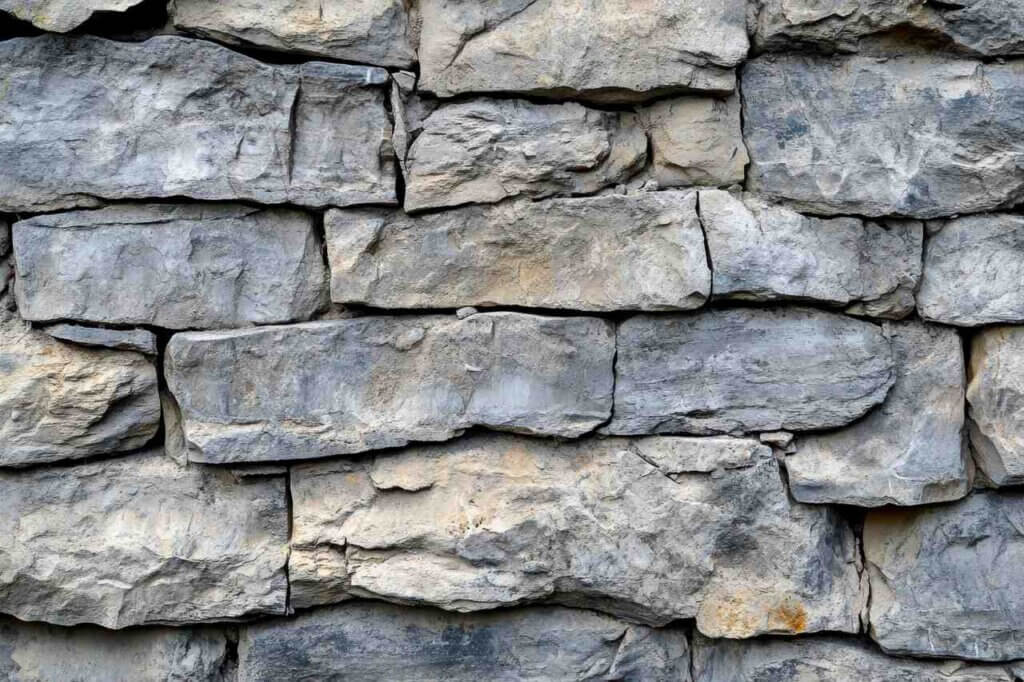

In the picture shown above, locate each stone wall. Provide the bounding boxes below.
[1,1,1023,680]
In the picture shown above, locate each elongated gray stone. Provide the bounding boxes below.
[0,616,229,682]
[289,433,864,636]
[967,328,1024,486]
[865,491,1024,661]
[0,35,395,213]
[42,324,158,355]
[606,308,895,436]
[326,191,709,311]
[171,0,415,67]
[418,0,747,103]
[0,0,144,31]
[0,221,9,258]
[14,204,327,330]
[0,449,288,628]
[166,313,615,463]
[918,215,1024,326]
[403,99,647,212]
[239,603,691,682]
[700,190,921,317]
[788,321,968,507]
[743,55,1024,219]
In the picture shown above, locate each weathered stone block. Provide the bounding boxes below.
[403,98,646,212]
[326,191,709,311]
[238,603,691,682]
[0,0,144,31]
[166,313,615,463]
[606,308,895,436]
[14,204,327,330]
[743,55,1024,218]
[967,328,1024,486]
[788,321,968,507]
[0,35,395,212]
[0,449,289,628]
[42,324,158,355]
[289,433,864,636]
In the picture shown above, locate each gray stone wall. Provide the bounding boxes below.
[0,1,1023,679]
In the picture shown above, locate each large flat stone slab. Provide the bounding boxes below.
[967,327,1024,486]
[14,204,328,330]
[289,433,864,637]
[743,55,1024,219]
[0,35,395,212]
[238,603,691,682]
[0,0,144,31]
[326,191,709,311]
[605,308,895,436]
[166,313,615,463]
[0,449,289,628]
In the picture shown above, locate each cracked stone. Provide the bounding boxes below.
[967,327,1024,486]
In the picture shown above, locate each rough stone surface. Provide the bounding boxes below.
[14,204,328,330]
[0,0,144,31]
[42,323,158,355]
[700,190,921,317]
[403,98,647,212]
[864,491,1024,661]
[0,616,229,682]
[166,313,615,463]
[967,328,1024,487]
[171,0,416,67]
[326,191,710,311]
[0,449,288,628]
[787,321,968,506]
[239,603,691,681]
[289,433,864,636]
[918,215,1024,327]
[0,35,395,212]
[743,55,1024,219]
[606,308,896,436]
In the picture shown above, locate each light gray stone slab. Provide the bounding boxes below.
[967,327,1024,486]
[42,323,158,355]
[14,204,328,330]
[0,35,395,213]
[605,308,896,436]
[326,191,709,311]
[0,0,144,31]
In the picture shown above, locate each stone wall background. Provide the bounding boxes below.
[1,0,1023,679]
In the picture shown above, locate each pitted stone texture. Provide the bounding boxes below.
[700,191,921,317]
[14,204,327,330]
[0,449,289,628]
[42,324,158,355]
[692,633,1017,681]
[0,617,230,682]
[0,35,395,213]
[967,328,1024,487]
[0,0,144,31]
[918,215,1024,327]
[171,0,415,67]
[743,55,1024,219]
[326,191,709,312]
[606,308,895,436]
[289,434,864,636]
[864,491,1024,661]
[788,321,968,507]
[403,99,646,212]
[418,0,748,103]
[0,312,159,468]
[166,313,614,463]
[239,603,691,682]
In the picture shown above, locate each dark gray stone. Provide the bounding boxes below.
[42,324,158,355]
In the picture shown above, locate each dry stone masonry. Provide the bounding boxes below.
[0,0,1023,678]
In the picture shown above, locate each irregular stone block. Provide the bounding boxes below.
[0,311,160,468]
[606,308,895,436]
[0,35,395,213]
[418,0,748,102]
[967,328,1024,486]
[326,191,709,311]
[0,0,144,31]
[692,633,1016,681]
[918,215,1024,326]
[0,616,229,682]
[700,191,921,317]
[239,603,691,682]
[788,321,968,507]
[166,313,615,463]
[403,98,646,212]
[289,433,864,636]
[0,449,289,628]
[42,323,158,355]
[14,204,328,330]
[864,491,1024,661]
[171,0,415,67]
[743,55,1024,219]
